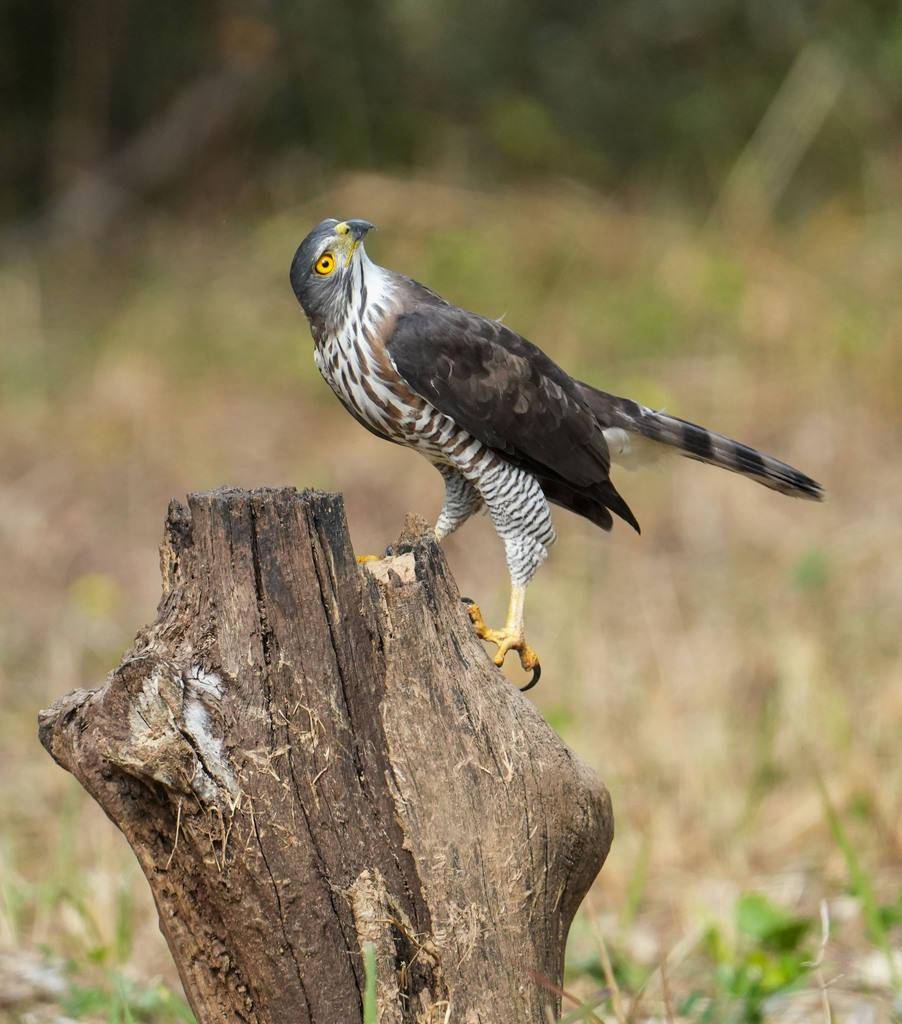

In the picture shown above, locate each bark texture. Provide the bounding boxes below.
[39,487,613,1024]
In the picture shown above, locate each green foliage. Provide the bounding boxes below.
[735,893,811,953]
[62,969,194,1023]
[486,94,567,172]
[565,895,818,1024]
[4,1,902,220]
[877,892,902,932]
[692,893,813,1023]
[792,547,831,592]
[816,772,901,991]
[0,786,193,1023]
[565,930,649,999]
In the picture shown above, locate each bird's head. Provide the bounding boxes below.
[289,217,375,329]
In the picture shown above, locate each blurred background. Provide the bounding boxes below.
[1,1,901,1021]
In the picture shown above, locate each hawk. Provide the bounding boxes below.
[290,218,823,689]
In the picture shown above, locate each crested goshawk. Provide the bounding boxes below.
[290,218,823,689]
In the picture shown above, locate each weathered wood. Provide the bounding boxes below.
[39,487,612,1024]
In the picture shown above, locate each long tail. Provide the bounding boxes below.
[577,383,824,501]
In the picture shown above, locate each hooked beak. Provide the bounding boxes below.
[335,219,375,242]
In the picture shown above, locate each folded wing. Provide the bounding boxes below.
[386,302,640,531]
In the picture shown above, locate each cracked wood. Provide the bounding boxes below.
[38,486,613,1023]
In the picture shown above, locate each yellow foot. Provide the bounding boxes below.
[462,599,542,692]
[356,554,380,564]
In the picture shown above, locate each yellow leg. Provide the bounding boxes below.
[464,585,541,691]
[356,554,380,564]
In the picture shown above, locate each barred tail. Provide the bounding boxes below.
[577,383,824,501]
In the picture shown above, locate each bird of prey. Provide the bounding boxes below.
[290,218,823,689]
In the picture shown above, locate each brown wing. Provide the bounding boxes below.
[386,300,639,532]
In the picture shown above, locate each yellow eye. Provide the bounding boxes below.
[315,252,336,276]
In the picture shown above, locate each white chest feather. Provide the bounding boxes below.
[313,261,405,436]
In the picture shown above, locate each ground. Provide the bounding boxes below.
[1,175,900,1022]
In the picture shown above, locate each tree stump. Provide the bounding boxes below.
[39,487,613,1024]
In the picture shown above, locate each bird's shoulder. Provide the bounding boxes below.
[381,276,614,486]
[386,276,575,392]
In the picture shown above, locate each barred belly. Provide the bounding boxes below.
[455,449,557,587]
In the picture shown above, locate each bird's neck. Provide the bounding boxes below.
[319,254,396,342]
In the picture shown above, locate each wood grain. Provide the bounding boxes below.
[39,487,613,1023]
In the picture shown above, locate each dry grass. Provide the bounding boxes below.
[1,174,900,1021]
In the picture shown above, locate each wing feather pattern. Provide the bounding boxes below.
[386,302,639,532]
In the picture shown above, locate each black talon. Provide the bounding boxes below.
[519,662,541,693]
